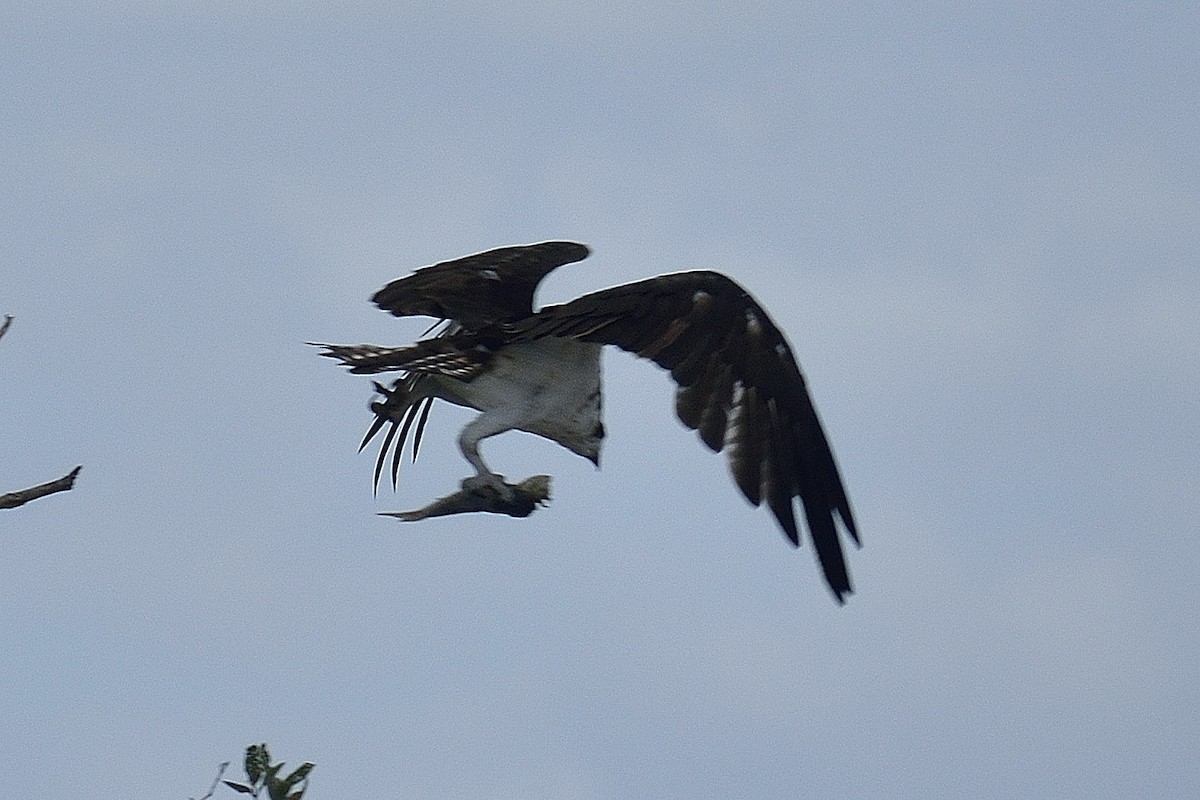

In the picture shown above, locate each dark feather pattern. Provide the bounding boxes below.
[728,385,766,506]
[370,241,590,330]
[311,338,494,379]
[508,269,859,601]
[356,379,424,493]
[696,365,734,453]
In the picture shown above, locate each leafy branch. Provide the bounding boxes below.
[221,744,314,800]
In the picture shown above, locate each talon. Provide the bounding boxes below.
[460,473,515,502]
[461,473,504,492]
[369,380,410,421]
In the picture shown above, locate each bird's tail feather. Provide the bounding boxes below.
[309,339,490,380]
[308,342,419,374]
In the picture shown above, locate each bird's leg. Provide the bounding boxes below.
[457,411,519,502]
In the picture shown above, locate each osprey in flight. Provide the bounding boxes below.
[315,242,860,601]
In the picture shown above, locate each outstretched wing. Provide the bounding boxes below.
[370,241,590,330]
[508,271,859,602]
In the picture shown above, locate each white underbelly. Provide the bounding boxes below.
[432,337,602,416]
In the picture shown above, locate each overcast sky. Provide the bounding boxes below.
[3,3,1197,799]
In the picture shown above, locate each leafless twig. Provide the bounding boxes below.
[190,761,231,800]
[1,314,83,509]
[1,466,83,510]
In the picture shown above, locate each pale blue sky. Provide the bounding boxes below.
[3,3,1197,798]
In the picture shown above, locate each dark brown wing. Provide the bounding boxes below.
[508,271,859,602]
[370,241,590,330]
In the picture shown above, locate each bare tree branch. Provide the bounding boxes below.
[190,761,231,800]
[0,466,82,510]
[2,314,83,509]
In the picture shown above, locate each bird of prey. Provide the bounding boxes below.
[314,241,860,601]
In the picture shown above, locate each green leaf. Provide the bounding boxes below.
[245,744,271,785]
[266,778,289,800]
[287,790,306,800]
[283,763,315,786]
[223,780,256,795]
